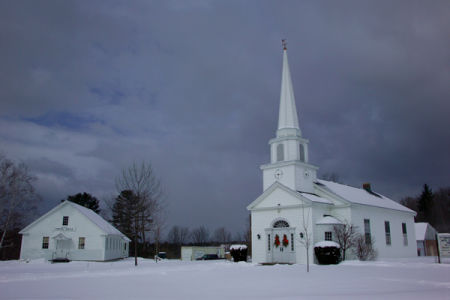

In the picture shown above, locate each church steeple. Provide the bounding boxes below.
[277,44,300,138]
[260,41,318,194]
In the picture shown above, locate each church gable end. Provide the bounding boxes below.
[248,183,310,210]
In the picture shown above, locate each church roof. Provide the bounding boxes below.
[316,216,343,225]
[20,201,131,241]
[247,181,335,211]
[415,222,436,241]
[415,223,428,241]
[298,192,333,204]
[69,201,129,239]
[277,48,300,132]
[315,180,415,214]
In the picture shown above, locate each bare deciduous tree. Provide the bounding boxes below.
[354,233,377,261]
[114,161,164,266]
[333,222,358,261]
[233,232,242,243]
[167,226,181,245]
[0,155,40,250]
[178,227,190,245]
[243,214,251,253]
[191,226,209,245]
[168,226,190,245]
[152,210,166,260]
[213,227,232,244]
[298,205,312,272]
[320,172,341,183]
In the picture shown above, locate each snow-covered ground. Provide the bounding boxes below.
[0,257,449,299]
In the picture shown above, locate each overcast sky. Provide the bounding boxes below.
[1,1,449,237]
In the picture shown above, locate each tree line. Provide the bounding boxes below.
[0,154,39,259]
[0,154,251,262]
[401,184,450,232]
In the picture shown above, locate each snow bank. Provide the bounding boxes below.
[230,244,247,250]
[1,257,449,299]
[314,241,340,248]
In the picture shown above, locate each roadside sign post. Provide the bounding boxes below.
[436,233,450,264]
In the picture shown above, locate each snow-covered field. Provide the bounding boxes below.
[1,257,449,299]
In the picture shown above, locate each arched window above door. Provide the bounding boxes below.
[273,220,289,228]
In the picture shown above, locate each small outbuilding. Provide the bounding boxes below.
[415,222,438,256]
[19,200,130,261]
[181,246,225,261]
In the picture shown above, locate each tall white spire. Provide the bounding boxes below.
[261,41,317,194]
[277,43,300,137]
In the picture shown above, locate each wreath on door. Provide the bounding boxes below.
[282,234,289,247]
[274,234,280,247]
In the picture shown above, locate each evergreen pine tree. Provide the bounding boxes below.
[66,192,100,214]
[112,190,135,239]
[417,184,434,224]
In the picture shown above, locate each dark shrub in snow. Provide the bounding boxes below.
[354,234,377,261]
[314,241,341,265]
[229,245,247,262]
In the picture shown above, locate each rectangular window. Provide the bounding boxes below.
[78,237,85,249]
[291,233,294,251]
[364,219,371,245]
[124,243,127,251]
[385,221,391,245]
[62,216,69,226]
[277,144,284,162]
[42,237,49,249]
[268,234,271,251]
[402,223,408,246]
[325,231,332,241]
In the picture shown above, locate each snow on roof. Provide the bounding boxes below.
[316,216,343,225]
[415,223,428,241]
[316,180,415,213]
[230,244,247,250]
[314,241,340,248]
[298,192,333,204]
[68,201,130,241]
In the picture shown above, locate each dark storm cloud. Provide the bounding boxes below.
[0,1,449,234]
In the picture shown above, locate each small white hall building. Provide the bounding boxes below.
[247,46,417,264]
[20,200,130,261]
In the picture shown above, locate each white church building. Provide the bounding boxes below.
[20,200,130,261]
[247,45,417,264]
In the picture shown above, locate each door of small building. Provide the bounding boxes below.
[55,239,70,259]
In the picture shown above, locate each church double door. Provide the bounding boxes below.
[266,227,296,264]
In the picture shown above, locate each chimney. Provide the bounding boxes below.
[362,182,381,198]
[363,183,372,192]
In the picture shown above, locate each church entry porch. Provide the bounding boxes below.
[52,233,72,262]
[265,219,296,264]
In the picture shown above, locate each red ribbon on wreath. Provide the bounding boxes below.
[274,234,280,247]
[282,234,289,247]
